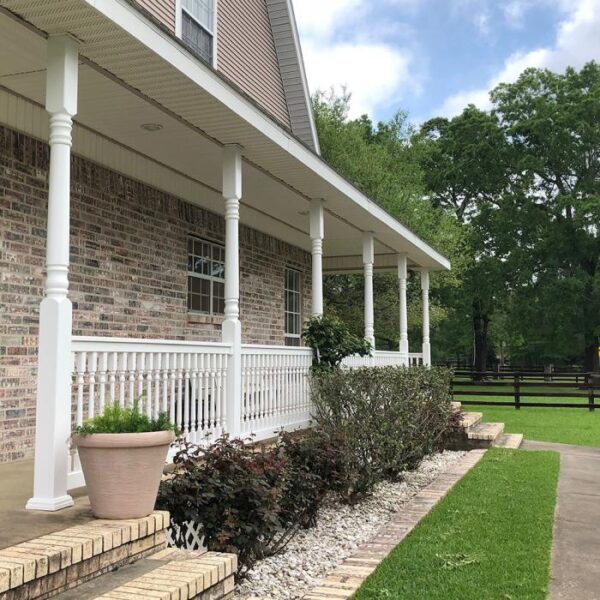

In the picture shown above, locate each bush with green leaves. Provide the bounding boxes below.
[310,366,454,501]
[303,314,371,370]
[158,367,454,577]
[74,402,175,436]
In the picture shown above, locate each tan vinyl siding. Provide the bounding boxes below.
[217,0,291,127]
[134,0,176,32]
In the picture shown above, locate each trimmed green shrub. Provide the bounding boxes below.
[310,366,454,502]
[158,367,454,577]
[74,402,175,435]
[303,314,371,370]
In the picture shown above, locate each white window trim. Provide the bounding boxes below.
[284,267,302,345]
[187,236,225,316]
[175,0,218,67]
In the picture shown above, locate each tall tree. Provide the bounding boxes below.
[491,62,600,370]
[416,107,511,374]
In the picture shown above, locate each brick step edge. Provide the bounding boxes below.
[493,433,524,449]
[467,422,505,441]
[458,412,483,430]
[93,549,237,600]
[0,511,170,599]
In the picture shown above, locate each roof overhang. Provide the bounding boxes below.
[0,0,450,271]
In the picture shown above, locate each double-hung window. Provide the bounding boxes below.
[181,0,215,65]
[187,237,225,315]
[284,268,302,346]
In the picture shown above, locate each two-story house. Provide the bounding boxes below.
[0,0,450,512]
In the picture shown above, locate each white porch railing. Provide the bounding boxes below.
[241,345,313,441]
[341,350,425,368]
[70,337,232,488]
[69,337,313,489]
[408,352,425,366]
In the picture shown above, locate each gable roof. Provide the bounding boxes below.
[265,0,320,154]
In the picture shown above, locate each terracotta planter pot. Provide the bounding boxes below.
[73,430,175,519]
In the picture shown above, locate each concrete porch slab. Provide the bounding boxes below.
[0,459,92,550]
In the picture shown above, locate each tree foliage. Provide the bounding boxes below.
[313,62,600,370]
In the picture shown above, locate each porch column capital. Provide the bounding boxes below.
[397,254,409,361]
[27,34,79,511]
[362,232,375,348]
[222,144,243,201]
[310,199,324,317]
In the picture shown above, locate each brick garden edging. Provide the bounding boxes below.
[301,449,487,600]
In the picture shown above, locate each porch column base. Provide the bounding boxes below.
[26,495,74,512]
[222,318,242,438]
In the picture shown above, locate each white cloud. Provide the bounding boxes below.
[435,0,600,117]
[293,0,418,119]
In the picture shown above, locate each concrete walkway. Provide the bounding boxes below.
[523,440,600,600]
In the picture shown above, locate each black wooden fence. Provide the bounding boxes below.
[451,370,600,411]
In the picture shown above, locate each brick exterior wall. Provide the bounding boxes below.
[0,125,311,463]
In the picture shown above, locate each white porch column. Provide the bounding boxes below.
[421,269,431,366]
[27,35,78,511]
[222,144,243,437]
[363,232,375,348]
[310,199,324,316]
[398,254,409,363]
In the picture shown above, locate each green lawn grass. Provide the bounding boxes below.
[468,404,600,447]
[354,449,559,600]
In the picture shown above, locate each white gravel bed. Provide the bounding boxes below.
[235,450,466,599]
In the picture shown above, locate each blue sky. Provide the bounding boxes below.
[293,0,600,123]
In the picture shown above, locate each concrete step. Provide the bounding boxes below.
[458,412,483,430]
[451,401,462,412]
[493,433,524,449]
[54,548,236,600]
[467,422,505,442]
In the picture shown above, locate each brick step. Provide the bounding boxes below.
[0,511,170,600]
[458,412,482,430]
[492,433,524,449]
[54,548,236,600]
[467,422,504,442]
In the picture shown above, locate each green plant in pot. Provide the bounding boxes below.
[72,402,176,520]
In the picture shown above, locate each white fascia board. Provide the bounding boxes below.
[85,0,450,271]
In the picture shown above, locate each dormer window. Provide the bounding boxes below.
[179,0,216,65]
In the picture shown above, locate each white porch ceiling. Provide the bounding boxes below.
[0,0,449,270]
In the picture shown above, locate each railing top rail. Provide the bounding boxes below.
[242,344,313,355]
[72,336,232,353]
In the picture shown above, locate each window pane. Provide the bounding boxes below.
[190,294,202,312]
[190,277,201,294]
[182,0,214,30]
[213,281,225,314]
[212,261,224,278]
[182,12,213,63]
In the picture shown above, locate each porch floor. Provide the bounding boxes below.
[0,458,92,549]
